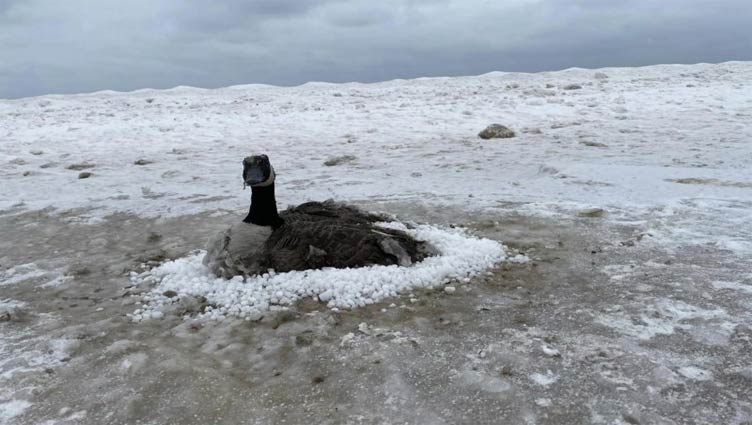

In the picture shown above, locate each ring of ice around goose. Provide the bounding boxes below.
[128,222,527,322]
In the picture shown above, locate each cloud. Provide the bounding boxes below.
[0,0,750,98]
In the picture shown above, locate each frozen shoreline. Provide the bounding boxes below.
[2,61,751,220]
[1,62,751,424]
[1,205,750,424]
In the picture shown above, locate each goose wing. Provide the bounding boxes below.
[263,201,428,272]
[283,200,387,224]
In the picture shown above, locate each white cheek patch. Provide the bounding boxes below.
[251,165,275,188]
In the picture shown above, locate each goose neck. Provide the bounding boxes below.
[244,183,282,227]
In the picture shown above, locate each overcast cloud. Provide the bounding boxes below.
[1,0,750,98]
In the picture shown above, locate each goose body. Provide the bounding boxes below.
[203,222,272,278]
[203,155,434,278]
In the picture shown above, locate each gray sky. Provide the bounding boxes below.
[1,0,750,99]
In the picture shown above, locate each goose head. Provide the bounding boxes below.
[243,154,275,188]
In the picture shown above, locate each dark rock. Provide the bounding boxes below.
[67,163,95,171]
[295,331,314,347]
[136,249,167,263]
[134,159,154,166]
[324,155,357,166]
[623,413,641,424]
[478,124,516,139]
[579,140,608,148]
[163,290,178,298]
[563,84,583,90]
[78,172,93,179]
[69,264,91,277]
[578,208,606,218]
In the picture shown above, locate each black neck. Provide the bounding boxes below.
[243,183,283,227]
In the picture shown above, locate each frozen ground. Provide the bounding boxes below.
[1,62,751,424]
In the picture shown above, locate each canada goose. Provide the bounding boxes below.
[203,154,435,278]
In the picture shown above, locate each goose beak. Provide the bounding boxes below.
[243,164,266,186]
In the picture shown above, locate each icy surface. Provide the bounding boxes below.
[597,298,733,341]
[678,366,714,381]
[0,306,76,425]
[129,223,515,321]
[530,371,559,386]
[0,400,31,425]
[0,264,47,286]
[1,62,751,424]
[0,264,68,288]
[2,61,751,233]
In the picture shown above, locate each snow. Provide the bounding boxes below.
[2,63,751,248]
[0,299,26,310]
[540,345,561,357]
[1,61,752,422]
[0,400,31,425]
[597,298,734,341]
[677,366,713,381]
[712,280,752,294]
[40,274,73,289]
[0,336,77,380]
[530,371,559,386]
[0,305,75,425]
[129,222,515,321]
[0,264,46,286]
[0,264,69,288]
[535,398,552,407]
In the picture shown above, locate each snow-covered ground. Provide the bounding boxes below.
[2,61,751,220]
[1,62,751,424]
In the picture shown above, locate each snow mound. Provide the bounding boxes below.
[129,223,525,322]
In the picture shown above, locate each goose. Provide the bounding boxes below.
[203,154,435,278]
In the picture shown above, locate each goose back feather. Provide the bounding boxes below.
[265,200,431,273]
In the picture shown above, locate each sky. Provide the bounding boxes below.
[1,0,750,99]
